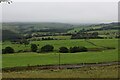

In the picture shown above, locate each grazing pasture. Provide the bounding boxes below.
[2,41,119,78]
[2,39,118,52]
[3,48,118,68]
[2,22,119,78]
[2,38,119,79]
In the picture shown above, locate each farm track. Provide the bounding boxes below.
[2,61,120,72]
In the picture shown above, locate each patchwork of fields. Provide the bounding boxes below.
[2,22,119,78]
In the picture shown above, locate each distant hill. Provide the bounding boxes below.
[68,22,119,33]
[2,22,119,40]
[2,30,22,41]
[2,22,77,33]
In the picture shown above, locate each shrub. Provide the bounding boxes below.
[23,40,30,46]
[59,47,69,53]
[31,44,38,52]
[70,46,87,53]
[4,47,14,54]
[41,45,54,52]
[79,46,88,52]
[2,49,5,54]
[70,46,80,53]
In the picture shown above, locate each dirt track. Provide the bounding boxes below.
[2,61,120,72]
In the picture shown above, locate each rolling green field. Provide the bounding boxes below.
[88,30,118,34]
[2,39,118,52]
[2,39,119,68]
[67,26,103,33]
[2,49,118,68]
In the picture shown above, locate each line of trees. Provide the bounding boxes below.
[59,46,87,53]
[2,44,88,54]
[31,44,54,53]
[2,47,14,54]
[32,44,88,53]
[71,32,103,39]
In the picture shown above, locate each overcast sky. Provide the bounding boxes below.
[1,2,118,23]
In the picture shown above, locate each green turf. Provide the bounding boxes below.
[89,39,118,48]
[88,30,118,34]
[2,39,119,68]
[67,27,82,33]
[2,39,118,52]
[67,26,103,33]
[2,49,118,68]
[2,39,96,52]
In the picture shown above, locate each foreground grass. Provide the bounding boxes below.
[2,65,119,78]
[2,49,118,68]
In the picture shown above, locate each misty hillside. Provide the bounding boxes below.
[2,22,119,41]
[2,30,22,41]
[2,22,77,33]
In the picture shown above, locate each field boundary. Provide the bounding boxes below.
[2,61,120,72]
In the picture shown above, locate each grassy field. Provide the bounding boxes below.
[2,39,118,52]
[2,64,119,78]
[68,27,82,33]
[2,39,119,68]
[88,30,118,34]
[2,39,96,52]
[2,49,118,68]
[88,39,118,48]
[67,26,103,33]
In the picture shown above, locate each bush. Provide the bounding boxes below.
[59,47,69,53]
[31,44,38,52]
[41,45,54,52]
[4,47,14,54]
[70,46,87,53]
[2,49,5,54]
[70,46,80,53]
[79,46,88,52]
